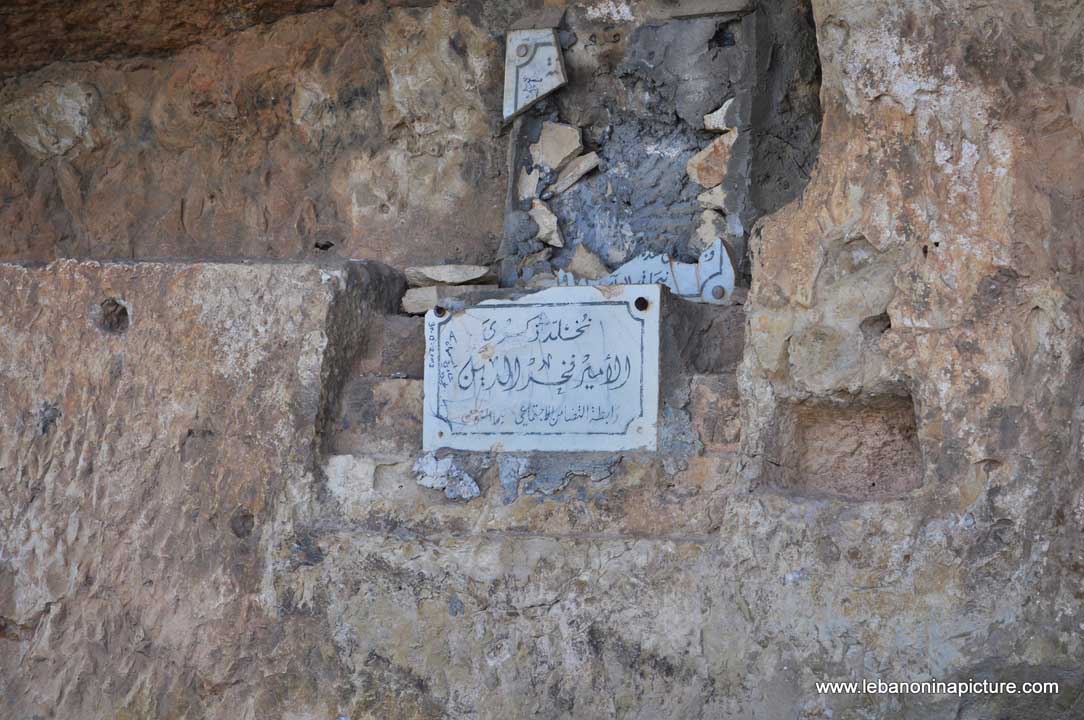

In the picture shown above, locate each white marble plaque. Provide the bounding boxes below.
[503,28,568,120]
[423,285,660,452]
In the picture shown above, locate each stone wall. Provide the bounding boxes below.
[1,0,1083,718]
[0,0,820,284]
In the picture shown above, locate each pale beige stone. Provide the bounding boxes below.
[547,151,600,194]
[404,264,492,287]
[517,165,541,202]
[528,199,564,247]
[697,185,727,211]
[401,284,499,314]
[691,210,726,254]
[529,121,582,172]
[686,132,737,188]
[526,272,558,288]
[565,244,610,280]
[703,98,735,132]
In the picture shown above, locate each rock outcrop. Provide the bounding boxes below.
[1,0,1082,718]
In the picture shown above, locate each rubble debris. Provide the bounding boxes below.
[547,152,600,195]
[517,166,541,202]
[404,264,492,287]
[564,244,610,280]
[697,185,728,211]
[413,453,481,501]
[401,285,499,315]
[704,98,736,132]
[525,272,558,288]
[686,132,737,188]
[519,246,553,273]
[529,121,583,172]
[528,199,564,247]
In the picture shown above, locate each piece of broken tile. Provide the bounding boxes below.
[565,244,609,279]
[404,264,492,287]
[697,185,728,211]
[691,209,727,254]
[503,28,568,120]
[517,165,540,202]
[528,199,564,247]
[704,98,735,132]
[402,285,499,315]
[529,121,583,172]
[547,151,600,194]
[686,132,737,188]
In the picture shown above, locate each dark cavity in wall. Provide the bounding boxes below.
[766,395,925,501]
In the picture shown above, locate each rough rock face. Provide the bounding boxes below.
[1,0,1084,719]
[0,2,508,266]
[737,0,1084,716]
[0,0,822,285]
[0,0,336,78]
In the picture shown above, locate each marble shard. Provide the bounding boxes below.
[423,284,661,452]
[704,98,735,132]
[517,165,541,202]
[530,121,583,172]
[686,131,737,188]
[528,199,564,247]
[547,151,600,195]
[404,264,492,287]
[402,285,499,315]
[503,28,568,120]
[558,238,735,305]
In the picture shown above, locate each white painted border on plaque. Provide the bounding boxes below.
[423,285,660,452]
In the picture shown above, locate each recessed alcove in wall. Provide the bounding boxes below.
[769,395,924,501]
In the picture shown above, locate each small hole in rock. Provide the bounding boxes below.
[922,245,929,258]
[634,297,649,311]
[98,298,129,334]
[230,507,255,539]
[860,312,891,342]
[314,239,335,251]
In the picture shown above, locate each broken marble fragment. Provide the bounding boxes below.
[404,264,492,287]
[703,98,735,132]
[547,151,600,195]
[697,185,728,211]
[517,165,541,202]
[503,28,568,120]
[528,199,564,247]
[402,285,499,315]
[530,121,582,172]
[413,453,481,501]
[565,244,609,279]
[558,238,735,305]
[686,132,737,188]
